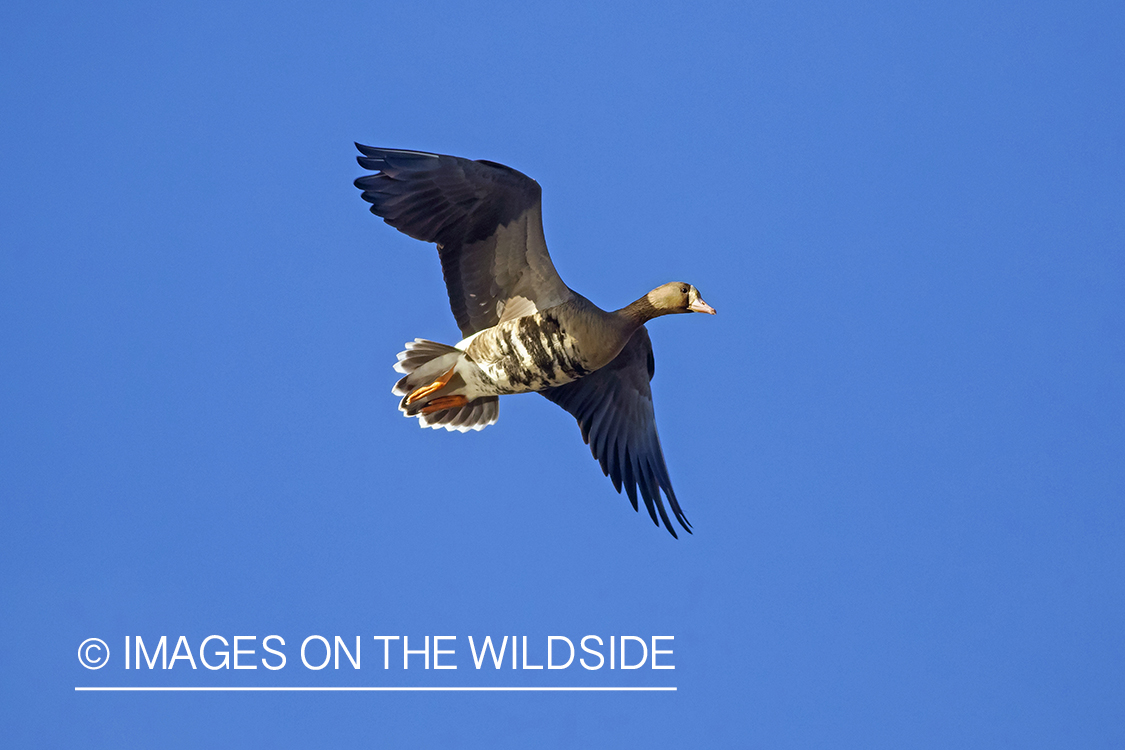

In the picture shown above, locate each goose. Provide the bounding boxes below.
[353,144,715,537]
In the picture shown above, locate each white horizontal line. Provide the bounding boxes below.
[75,686,675,692]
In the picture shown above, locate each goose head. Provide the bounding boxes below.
[646,282,717,316]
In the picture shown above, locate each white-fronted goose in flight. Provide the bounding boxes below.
[353,144,715,537]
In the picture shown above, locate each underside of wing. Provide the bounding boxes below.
[539,328,692,537]
[354,144,572,337]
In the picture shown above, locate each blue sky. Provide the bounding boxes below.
[2,0,1123,747]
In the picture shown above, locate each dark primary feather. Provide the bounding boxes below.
[540,328,691,537]
[353,144,570,338]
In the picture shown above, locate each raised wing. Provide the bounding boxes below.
[354,144,572,337]
[539,328,691,537]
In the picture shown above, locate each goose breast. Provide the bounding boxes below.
[465,304,608,393]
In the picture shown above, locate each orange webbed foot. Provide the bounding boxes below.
[420,395,469,414]
[406,366,457,405]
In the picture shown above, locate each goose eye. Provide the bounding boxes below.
[680,285,688,294]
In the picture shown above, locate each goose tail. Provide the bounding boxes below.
[392,338,499,433]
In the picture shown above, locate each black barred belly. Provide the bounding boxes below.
[470,313,590,394]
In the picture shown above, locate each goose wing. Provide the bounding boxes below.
[354,144,572,337]
[539,327,691,537]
